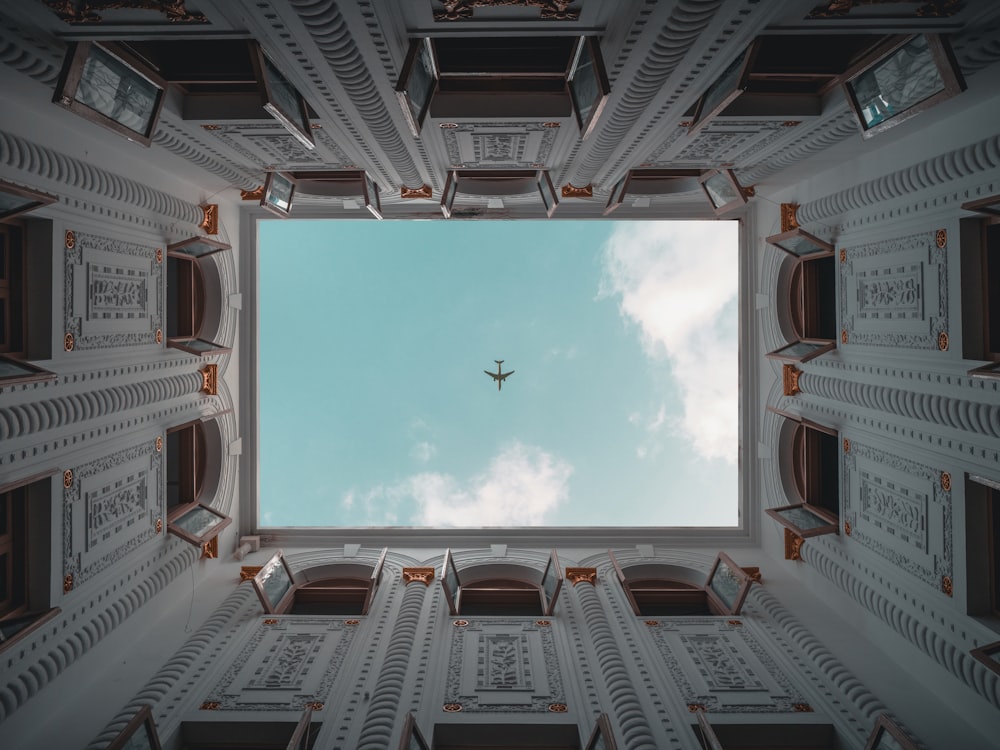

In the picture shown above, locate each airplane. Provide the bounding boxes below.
[484,360,514,391]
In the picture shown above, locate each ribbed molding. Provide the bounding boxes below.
[151,127,256,188]
[1,543,200,723]
[0,21,61,84]
[83,584,256,750]
[569,0,722,187]
[748,586,886,723]
[799,371,1000,439]
[356,581,427,750]
[800,542,1000,711]
[740,111,859,185]
[0,372,202,441]
[950,16,1000,76]
[797,134,1000,225]
[288,0,423,189]
[576,583,658,750]
[0,130,203,226]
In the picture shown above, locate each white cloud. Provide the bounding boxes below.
[342,441,573,526]
[411,441,436,463]
[600,222,738,464]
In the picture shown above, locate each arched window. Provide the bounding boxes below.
[165,417,231,548]
[765,408,840,539]
[167,237,231,357]
[440,549,562,616]
[610,552,754,617]
[440,170,558,219]
[960,200,1000,368]
[251,549,387,616]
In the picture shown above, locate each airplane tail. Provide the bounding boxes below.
[495,359,503,365]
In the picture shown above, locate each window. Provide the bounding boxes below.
[260,171,297,218]
[106,705,162,750]
[765,410,841,538]
[843,34,965,139]
[440,170,558,219]
[396,36,609,138]
[965,474,1000,619]
[180,707,317,750]
[400,713,430,750]
[111,39,315,149]
[585,713,618,750]
[251,549,387,616]
[603,170,701,216]
[959,212,1000,363]
[694,709,836,750]
[290,171,382,219]
[0,472,57,652]
[0,221,26,358]
[0,179,56,222]
[431,721,583,749]
[689,34,890,134]
[610,552,753,617]
[440,549,562,616]
[699,169,752,216]
[166,239,231,357]
[53,41,167,146]
[165,420,231,548]
[863,714,919,750]
[788,255,837,343]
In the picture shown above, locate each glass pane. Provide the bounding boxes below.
[851,36,943,129]
[873,729,907,750]
[541,560,559,603]
[260,559,293,610]
[175,338,219,352]
[121,723,156,750]
[570,40,601,129]
[708,558,742,610]
[776,341,824,358]
[262,54,305,127]
[171,241,217,258]
[404,41,435,128]
[698,48,746,122]
[445,558,460,599]
[172,505,222,538]
[704,172,740,208]
[77,46,158,134]
[0,193,31,216]
[267,176,294,213]
[775,505,830,530]
[0,358,34,379]
[776,234,826,257]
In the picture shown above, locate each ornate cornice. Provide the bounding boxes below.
[402,567,435,585]
[566,567,598,586]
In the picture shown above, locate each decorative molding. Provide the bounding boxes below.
[199,204,219,235]
[65,230,76,250]
[784,528,804,561]
[43,1,209,24]
[63,469,74,488]
[402,566,435,585]
[566,567,597,586]
[63,573,74,592]
[155,436,163,452]
[240,565,263,581]
[443,702,463,712]
[806,0,963,19]
[782,365,802,396]
[64,332,75,352]
[201,537,218,559]
[561,183,593,198]
[433,0,580,22]
[400,184,433,199]
[241,185,265,201]
[780,203,799,232]
[201,364,219,396]
[741,566,762,584]
[441,122,558,169]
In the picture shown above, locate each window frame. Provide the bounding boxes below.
[167,236,231,260]
[767,227,834,259]
[603,169,702,216]
[584,713,619,750]
[167,502,231,547]
[694,709,724,750]
[0,179,56,221]
[842,33,965,140]
[705,552,753,616]
[568,36,611,140]
[969,362,1000,379]
[105,705,162,750]
[0,355,56,386]
[699,169,750,216]
[440,548,562,616]
[52,41,167,147]
[248,41,315,151]
[440,170,558,219]
[688,44,754,135]
[398,712,431,750]
[252,549,299,615]
[286,706,314,750]
[788,255,837,342]
[167,337,231,357]
[863,713,920,750]
[260,171,298,218]
[395,38,437,138]
[962,193,1000,217]
[441,547,462,615]
[291,170,383,220]
[765,338,836,364]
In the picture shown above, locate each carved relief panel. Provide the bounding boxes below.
[201,124,351,171]
[442,122,559,169]
[206,618,356,710]
[63,439,162,589]
[445,619,565,711]
[647,619,807,712]
[649,121,799,169]
[839,229,949,350]
[842,439,952,591]
[64,230,162,350]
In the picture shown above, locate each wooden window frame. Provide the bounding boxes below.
[962,194,1000,217]
[167,337,231,357]
[789,255,837,342]
[863,714,920,750]
[969,362,1000,379]
[0,179,56,222]
[603,169,702,216]
[843,33,965,140]
[260,171,298,218]
[286,706,315,750]
[766,338,836,364]
[252,549,387,616]
[705,552,753,616]
[767,227,834,259]
[440,549,562,616]
[398,712,431,750]
[106,705,162,750]
[165,420,231,547]
[395,38,437,137]
[585,713,618,750]
[167,502,231,547]
[688,44,754,135]
[53,41,167,147]
[0,221,25,357]
[167,236,231,260]
[248,41,315,151]
[699,169,750,216]
[568,36,611,140]
[0,355,56,386]
[290,170,383,220]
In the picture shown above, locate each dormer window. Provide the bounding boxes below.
[440,549,563,616]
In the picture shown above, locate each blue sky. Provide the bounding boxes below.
[259,219,738,527]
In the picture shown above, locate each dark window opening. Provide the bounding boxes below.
[166,422,205,511]
[167,256,205,340]
[459,579,544,616]
[790,256,836,341]
[0,222,25,356]
[797,425,840,519]
[435,36,577,76]
[289,578,371,615]
[990,486,1000,618]
[628,579,710,616]
[0,486,27,622]
[986,223,1000,359]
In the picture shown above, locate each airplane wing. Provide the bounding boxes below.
[499,370,514,380]
[484,370,499,380]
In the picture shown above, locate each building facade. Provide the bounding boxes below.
[0,0,999,747]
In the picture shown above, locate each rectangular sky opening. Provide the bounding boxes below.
[258,219,739,527]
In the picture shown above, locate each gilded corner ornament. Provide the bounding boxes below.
[64,332,75,351]
[783,364,802,396]
[453,619,470,627]
[63,573,74,592]
[535,619,551,627]
[940,472,951,491]
[403,567,435,585]
[793,703,814,712]
[841,329,848,344]
[840,248,846,262]
[843,438,850,453]
[306,702,324,710]
[239,565,263,581]
[344,619,360,626]
[240,185,264,201]
[199,204,219,235]
[65,230,75,249]
[155,436,163,452]
[937,331,949,351]
[46,1,209,24]
[942,575,953,597]
[199,701,221,711]
[784,527,804,561]
[155,247,163,264]
[741,566,762,584]
[400,184,433,199]
[155,329,163,344]
[547,703,568,713]
[727,619,743,626]
[63,469,73,488]
[780,203,799,232]
[201,537,218,559]
[201,364,218,395]
[565,567,597,586]
[687,703,706,712]
[155,518,162,534]
[935,228,947,248]
[844,520,852,536]
[443,703,463,712]
[561,183,593,198]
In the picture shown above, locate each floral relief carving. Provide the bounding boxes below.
[442,122,557,169]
